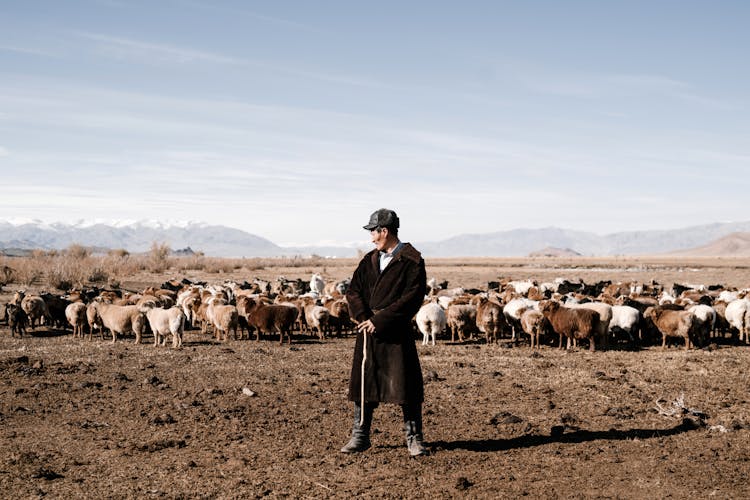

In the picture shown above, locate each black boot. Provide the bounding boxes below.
[340,403,374,453]
[403,403,428,456]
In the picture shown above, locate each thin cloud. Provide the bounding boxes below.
[0,45,57,57]
[74,32,247,65]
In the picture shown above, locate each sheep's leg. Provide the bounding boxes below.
[589,335,595,352]
[662,333,667,350]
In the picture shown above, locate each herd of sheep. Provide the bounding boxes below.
[2,273,750,351]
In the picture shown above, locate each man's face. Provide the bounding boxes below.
[371,228,387,251]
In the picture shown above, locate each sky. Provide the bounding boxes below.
[1,1,748,247]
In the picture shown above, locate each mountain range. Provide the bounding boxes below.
[1,219,750,258]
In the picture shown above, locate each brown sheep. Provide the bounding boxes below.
[644,306,696,350]
[474,297,506,344]
[539,300,600,351]
[324,298,352,336]
[241,297,299,344]
[446,303,477,342]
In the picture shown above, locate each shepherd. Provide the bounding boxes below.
[341,208,428,456]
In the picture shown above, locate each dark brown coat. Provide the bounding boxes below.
[346,243,426,405]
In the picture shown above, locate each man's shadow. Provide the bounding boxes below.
[430,418,701,452]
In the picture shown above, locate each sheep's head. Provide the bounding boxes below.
[539,300,559,314]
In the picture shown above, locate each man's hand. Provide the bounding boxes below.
[357,319,376,335]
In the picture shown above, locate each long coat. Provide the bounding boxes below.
[346,242,427,405]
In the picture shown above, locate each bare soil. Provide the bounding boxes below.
[1,257,750,499]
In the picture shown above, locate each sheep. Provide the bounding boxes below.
[10,290,25,306]
[6,303,28,337]
[506,280,536,296]
[309,273,325,297]
[539,300,600,351]
[644,306,696,350]
[40,292,72,330]
[725,298,750,343]
[503,298,539,342]
[324,278,350,298]
[608,305,641,346]
[89,302,147,343]
[446,303,477,342]
[568,301,613,349]
[21,295,51,329]
[65,302,88,338]
[686,304,716,347]
[144,306,186,348]
[324,298,352,336]
[474,296,506,344]
[520,308,548,350]
[86,302,105,340]
[241,297,299,344]
[206,301,238,342]
[305,303,330,340]
[416,301,446,346]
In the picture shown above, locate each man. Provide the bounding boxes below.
[341,208,428,456]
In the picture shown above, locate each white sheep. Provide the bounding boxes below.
[416,301,446,346]
[310,273,325,297]
[145,306,186,348]
[608,305,641,345]
[725,298,750,343]
[687,304,716,346]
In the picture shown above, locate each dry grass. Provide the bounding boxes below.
[0,252,748,294]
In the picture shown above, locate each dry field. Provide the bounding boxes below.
[1,256,750,499]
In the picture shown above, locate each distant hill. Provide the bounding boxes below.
[528,247,582,258]
[665,232,750,257]
[2,219,750,257]
[417,222,750,257]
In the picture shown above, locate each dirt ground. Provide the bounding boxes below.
[1,257,750,499]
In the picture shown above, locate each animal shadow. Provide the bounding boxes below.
[431,418,701,453]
